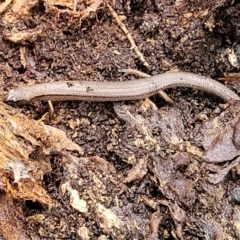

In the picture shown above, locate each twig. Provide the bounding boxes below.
[107,4,150,68]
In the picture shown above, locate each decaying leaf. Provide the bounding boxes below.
[153,156,196,206]
[61,182,88,213]
[159,200,187,240]
[2,0,38,23]
[4,28,43,44]
[123,158,148,183]
[95,203,122,233]
[45,0,103,18]
[202,113,240,162]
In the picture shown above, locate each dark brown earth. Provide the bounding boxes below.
[0,0,240,239]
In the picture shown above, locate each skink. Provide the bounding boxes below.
[5,72,240,102]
